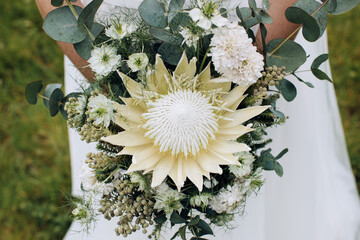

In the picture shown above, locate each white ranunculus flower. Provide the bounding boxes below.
[127,53,149,72]
[210,23,264,86]
[87,94,115,128]
[88,45,121,76]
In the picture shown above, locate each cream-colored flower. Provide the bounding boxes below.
[105,19,137,40]
[102,53,269,191]
[88,45,121,76]
[127,53,149,72]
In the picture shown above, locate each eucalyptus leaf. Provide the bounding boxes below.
[149,28,183,45]
[49,88,64,117]
[262,0,270,11]
[269,106,286,119]
[258,10,273,24]
[78,0,103,31]
[195,219,213,236]
[168,0,185,23]
[179,225,187,240]
[158,43,183,65]
[51,0,64,7]
[285,0,327,42]
[274,148,289,161]
[236,7,252,22]
[276,78,297,102]
[74,22,104,60]
[43,6,87,43]
[25,80,43,105]
[266,39,306,72]
[244,17,259,29]
[274,162,284,177]
[154,213,167,224]
[248,0,257,10]
[327,0,360,15]
[139,0,168,28]
[293,73,315,88]
[170,212,188,224]
[43,84,63,109]
[311,54,332,82]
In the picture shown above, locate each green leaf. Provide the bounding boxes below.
[285,0,327,42]
[49,88,64,117]
[258,10,273,24]
[168,0,185,23]
[266,39,306,72]
[274,162,284,177]
[170,212,188,224]
[77,0,103,31]
[154,213,167,224]
[276,78,297,102]
[25,80,43,105]
[274,148,289,161]
[260,23,267,54]
[248,0,257,10]
[179,225,187,240]
[269,106,285,119]
[139,0,168,28]
[195,219,213,236]
[149,28,183,45]
[158,43,183,65]
[327,0,360,15]
[43,6,87,43]
[51,0,64,7]
[43,84,62,109]
[262,0,270,11]
[188,216,200,226]
[74,22,104,60]
[243,17,259,29]
[236,7,252,23]
[311,54,332,82]
[293,73,314,88]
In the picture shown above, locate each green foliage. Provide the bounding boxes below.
[158,43,183,65]
[77,0,103,31]
[258,148,288,177]
[74,22,104,60]
[43,6,87,43]
[326,0,360,15]
[168,0,186,23]
[149,28,183,45]
[286,0,328,42]
[276,78,297,102]
[25,80,43,105]
[266,39,307,72]
[311,54,332,82]
[139,0,168,28]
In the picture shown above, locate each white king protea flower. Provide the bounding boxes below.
[188,0,228,30]
[210,23,264,86]
[127,53,149,72]
[102,53,269,191]
[88,45,121,76]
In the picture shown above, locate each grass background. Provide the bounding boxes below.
[0,1,359,239]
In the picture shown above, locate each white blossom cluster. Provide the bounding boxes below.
[188,1,228,30]
[154,182,185,218]
[87,94,115,128]
[88,45,121,76]
[229,152,256,178]
[127,53,149,72]
[105,19,137,40]
[210,23,264,86]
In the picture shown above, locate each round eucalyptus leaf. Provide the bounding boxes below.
[51,0,64,7]
[25,80,43,105]
[257,10,273,24]
[158,43,183,65]
[74,22,104,60]
[77,0,103,32]
[49,88,64,117]
[266,39,306,72]
[276,78,297,102]
[327,0,360,15]
[168,0,185,23]
[149,28,183,45]
[262,0,270,11]
[285,0,327,42]
[236,7,252,22]
[43,83,62,109]
[43,6,87,43]
[139,0,168,28]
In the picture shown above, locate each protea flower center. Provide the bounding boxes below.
[142,89,219,157]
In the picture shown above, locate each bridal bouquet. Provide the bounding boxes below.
[26,0,359,239]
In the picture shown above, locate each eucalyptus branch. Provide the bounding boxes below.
[64,0,96,41]
[38,94,50,101]
[269,0,329,56]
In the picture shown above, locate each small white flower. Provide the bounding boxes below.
[105,19,137,40]
[237,151,255,165]
[75,95,87,115]
[127,53,149,72]
[188,5,228,30]
[87,94,115,128]
[88,45,121,76]
[210,24,264,86]
[203,178,219,188]
[180,27,200,48]
[129,171,148,191]
[229,164,251,179]
[154,182,185,218]
[190,193,212,208]
[80,163,97,191]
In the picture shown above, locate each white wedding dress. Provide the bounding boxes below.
[64,0,360,239]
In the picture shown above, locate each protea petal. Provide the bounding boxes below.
[221,106,270,128]
[174,52,189,77]
[151,156,176,187]
[102,131,150,147]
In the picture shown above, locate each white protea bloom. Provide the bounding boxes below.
[210,23,264,86]
[127,53,149,72]
[88,45,121,76]
[180,27,200,49]
[188,1,228,30]
[87,94,115,128]
[105,18,137,40]
[154,182,185,218]
[102,53,269,191]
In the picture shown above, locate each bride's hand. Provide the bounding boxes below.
[35,0,95,81]
[256,0,300,54]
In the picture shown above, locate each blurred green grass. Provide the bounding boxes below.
[0,1,359,239]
